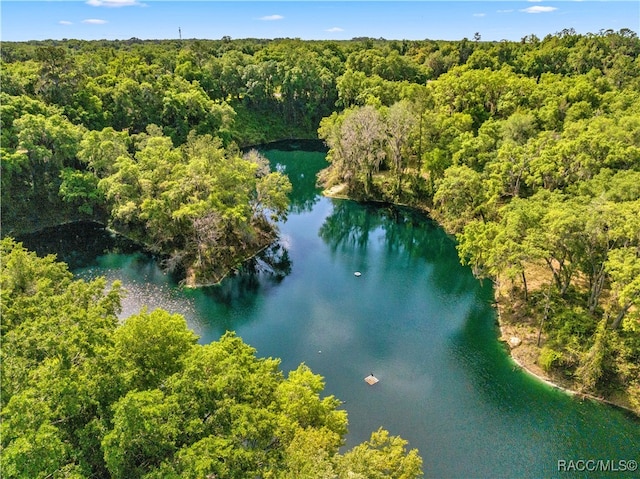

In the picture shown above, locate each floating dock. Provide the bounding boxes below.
[364,374,379,385]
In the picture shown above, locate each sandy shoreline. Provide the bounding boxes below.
[323,186,639,417]
[495,295,639,417]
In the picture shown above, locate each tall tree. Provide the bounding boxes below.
[385,100,416,197]
[340,105,387,196]
[606,247,640,329]
[433,165,489,233]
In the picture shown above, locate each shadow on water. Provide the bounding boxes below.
[313,198,490,364]
[13,144,640,479]
[16,220,294,336]
[200,242,292,307]
[16,221,144,269]
[319,200,474,296]
[258,140,328,215]
[446,289,640,478]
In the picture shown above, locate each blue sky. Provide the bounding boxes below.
[1,1,638,42]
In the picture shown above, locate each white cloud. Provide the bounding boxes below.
[86,0,144,7]
[528,0,544,2]
[259,14,284,21]
[522,6,558,14]
[473,13,486,18]
[82,19,108,24]
[326,27,344,32]
[497,9,514,13]
[59,20,73,25]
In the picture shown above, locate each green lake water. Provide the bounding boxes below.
[20,141,639,478]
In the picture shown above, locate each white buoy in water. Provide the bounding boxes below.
[354,271,362,277]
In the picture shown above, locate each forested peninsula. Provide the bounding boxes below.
[2,29,640,477]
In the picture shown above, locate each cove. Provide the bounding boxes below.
[19,141,639,478]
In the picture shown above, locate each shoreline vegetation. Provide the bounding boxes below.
[13,178,639,418]
[2,31,639,476]
[1,238,423,479]
[322,185,639,417]
[496,306,640,416]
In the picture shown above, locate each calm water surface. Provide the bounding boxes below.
[20,141,639,478]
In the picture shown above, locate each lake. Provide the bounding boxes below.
[19,141,639,478]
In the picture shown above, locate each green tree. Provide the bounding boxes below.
[111,309,197,391]
[336,428,423,479]
[77,127,131,177]
[281,427,340,479]
[606,247,640,329]
[102,390,181,478]
[1,239,122,477]
[58,167,103,215]
[276,364,348,441]
[575,319,611,393]
[338,105,386,196]
[35,45,78,106]
[385,100,416,197]
[535,193,582,296]
[0,391,79,479]
[160,76,235,145]
[336,69,368,108]
[433,165,489,233]
[13,112,84,201]
[457,197,544,301]
[162,332,285,477]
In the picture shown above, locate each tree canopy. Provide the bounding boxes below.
[2,29,639,446]
[312,30,640,407]
[0,239,423,478]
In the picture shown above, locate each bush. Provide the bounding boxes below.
[539,346,563,372]
[547,306,598,344]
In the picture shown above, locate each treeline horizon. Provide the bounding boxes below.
[8,27,638,43]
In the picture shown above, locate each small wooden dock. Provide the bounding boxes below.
[364,374,379,385]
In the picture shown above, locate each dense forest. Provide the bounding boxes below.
[2,28,640,476]
[313,30,640,411]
